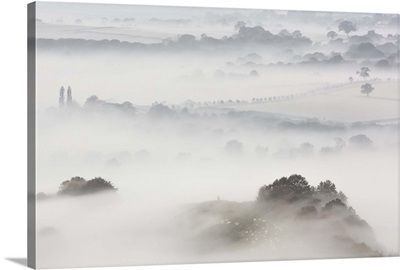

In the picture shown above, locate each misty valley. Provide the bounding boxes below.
[34,3,399,268]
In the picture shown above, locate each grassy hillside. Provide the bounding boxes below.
[221,81,398,122]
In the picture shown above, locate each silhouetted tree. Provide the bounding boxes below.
[335,138,346,150]
[148,104,174,118]
[85,95,100,106]
[224,140,243,155]
[316,180,347,202]
[317,180,337,194]
[375,59,390,69]
[81,177,117,194]
[234,21,246,30]
[67,86,72,106]
[299,142,314,155]
[249,70,259,77]
[357,67,371,80]
[59,86,65,107]
[327,30,338,40]
[58,176,86,196]
[360,83,374,96]
[58,176,117,196]
[349,134,373,147]
[257,174,312,202]
[322,198,347,212]
[278,29,291,37]
[338,21,357,36]
[37,192,49,201]
[292,30,303,38]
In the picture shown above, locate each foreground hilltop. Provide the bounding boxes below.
[174,174,382,260]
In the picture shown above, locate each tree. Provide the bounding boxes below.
[257,174,312,202]
[297,205,318,218]
[348,76,354,82]
[249,70,259,77]
[58,176,117,196]
[298,142,314,155]
[316,180,348,203]
[234,21,246,30]
[176,34,196,45]
[85,95,100,106]
[360,83,374,97]
[328,54,344,63]
[335,138,346,150]
[327,30,338,40]
[349,134,373,147]
[37,192,49,201]
[375,59,390,69]
[317,180,337,194]
[59,86,65,107]
[338,21,357,36]
[322,198,347,212]
[278,29,291,37]
[148,103,174,118]
[67,86,72,106]
[81,177,117,194]
[224,140,244,155]
[356,67,370,80]
[58,176,86,196]
[292,30,303,38]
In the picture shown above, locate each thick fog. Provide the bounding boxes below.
[35,2,399,269]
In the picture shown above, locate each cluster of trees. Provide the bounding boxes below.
[223,133,372,159]
[37,176,117,200]
[355,67,375,96]
[84,95,136,115]
[199,22,313,49]
[179,173,378,257]
[325,20,357,43]
[326,21,357,39]
[346,43,385,59]
[52,92,137,116]
[257,174,348,206]
[325,20,396,71]
[38,21,314,53]
[347,67,376,97]
[256,175,370,227]
[58,176,117,196]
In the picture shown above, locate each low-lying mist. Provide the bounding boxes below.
[36,108,398,268]
[34,3,399,268]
